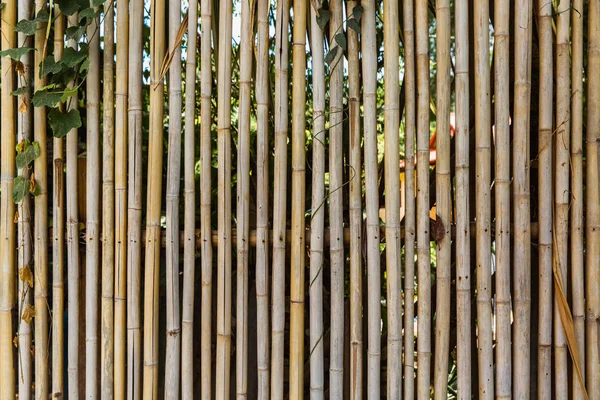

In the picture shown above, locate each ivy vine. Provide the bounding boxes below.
[313,1,363,66]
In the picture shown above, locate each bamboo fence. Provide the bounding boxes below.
[0,0,596,398]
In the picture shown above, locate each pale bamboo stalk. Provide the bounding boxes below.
[235,0,252,397]
[416,0,431,396]
[382,0,402,397]
[433,0,451,397]
[66,13,81,400]
[402,0,417,397]
[142,0,166,393]
[270,1,290,398]
[513,0,533,396]
[0,0,17,396]
[86,4,101,397]
[164,0,183,394]
[571,1,585,398]
[347,2,363,398]
[52,7,66,397]
[101,0,115,398]
[361,1,380,397]
[17,0,33,395]
[493,0,511,396]
[114,0,128,396]
[587,0,600,397]
[289,0,307,397]
[537,0,553,396]
[474,1,494,398]
[255,0,270,397]
[329,0,345,396]
[215,0,233,397]
[127,0,144,395]
[181,0,198,396]
[199,0,214,397]
[554,1,570,398]
[309,6,325,399]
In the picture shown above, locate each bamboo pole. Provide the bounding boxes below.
[127,0,144,395]
[271,1,290,398]
[165,0,183,394]
[215,0,233,397]
[101,0,115,397]
[142,0,166,393]
[236,0,252,396]
[587,1,600,397]
[114,0,128,395]
[383,0,402,396]
[433,0,451,397]
[554,1,570,397]
[309,5,325,398]
[402,0,417,397]
[181,0,198,396]
[0,0,17,396]
[255,0,271,397]
[493,0,511,396]
[361,1,380,397]
[347,2,363,398]
[416,0,431,396]
[86,4,101,397]
[455,0,470,398]
[17,0,33,395]
[571,1,586,398]
[289,0,307,397]
[474,1,494,398]
[199,0,214,397]
[513,0,533,396]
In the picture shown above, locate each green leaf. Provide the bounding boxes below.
[65,25,86,41]
[60,87,78,103]
[56,0,86,15]
[352,5,363,21]
[347,18,360,34]
[325,45,339,65]
[30,181,41,196]
[32,89,62,108]
[335,32,347,52]
[11,86,29,97]
[0,47,33,61]
[0,3,6,11]
[61,46,88,68]
[15,19,37,35]
[40,56,64,77]
[49,68,77,86]
[12,176,30,204]
[80,57,90,72]
[16,141,40,169]
[49,108,81,138]
[78,7,96,23]
[16,139,30,153]
[316,9,330,30]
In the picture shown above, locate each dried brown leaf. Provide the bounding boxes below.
[19,264,34,288]
[21,303,35,324]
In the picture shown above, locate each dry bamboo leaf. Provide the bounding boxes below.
[14,60,24,75]
[432,215,445,241]
[19,97,27,114]
[19,264,34,288]
[13,211,19,224]
[13,336,18,348]
[21,304,35,323]
[155,13,189,88]
[30,344,34,356]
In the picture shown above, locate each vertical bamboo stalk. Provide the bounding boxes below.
[181,0,198,396]
[347,2,363,398]
[0,0,17,396]
[66,13,81,400]
[493,0,511,396]
[215,0,233,397]
[571,1,585,398]
[402,0,417,397]
[383,0,402,397]
[199,0,214,397]
[289,1,307,397]
[255,0,271,397]
[101,0,115,397]
[329,0,345,396]
[433,0,451,397]
[17,0,34,395]
[416,0,431,396]
[474,1,494,398]
[127,0,144,395]
[513,0,533,396]
[114,0,129,396]
[236,0,252,396]
[86,4,101,397]
[554,1,570,397]
[270,1,290,398]
[309,6,325,398]
[587,1,600,397]
[361,1,380,397]
[165,0,182,394]
[142,0,166,393]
